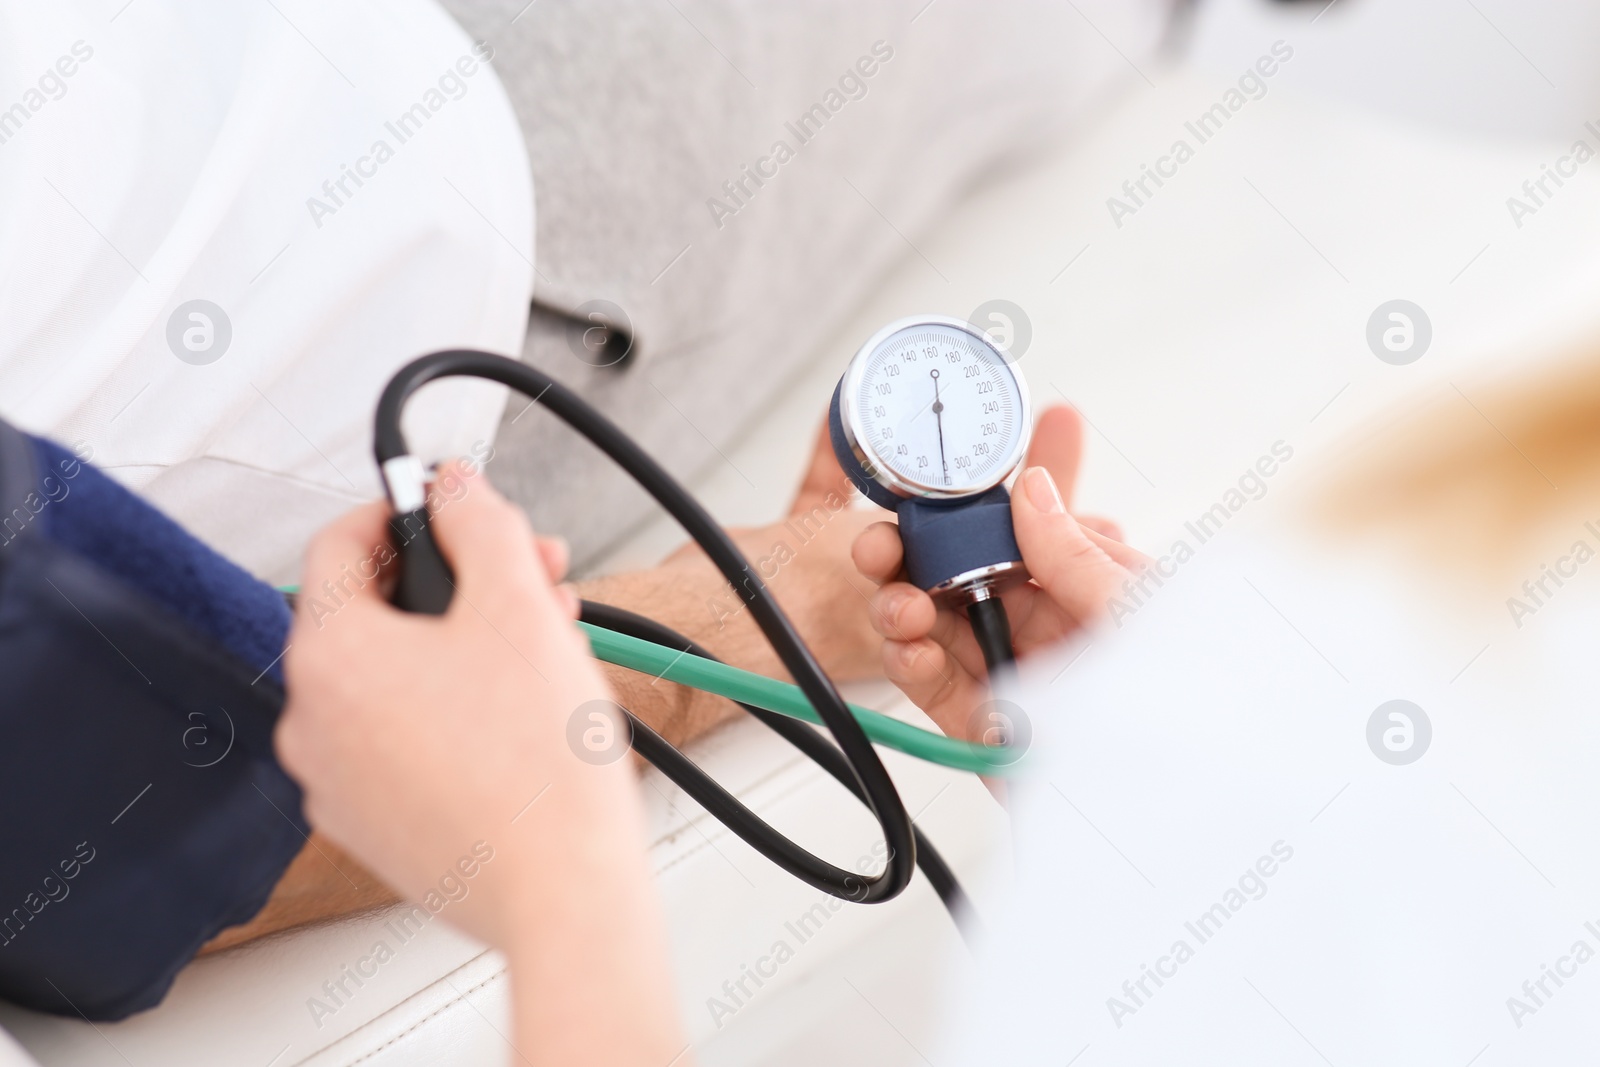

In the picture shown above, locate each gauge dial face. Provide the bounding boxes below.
[847,321,1028,497]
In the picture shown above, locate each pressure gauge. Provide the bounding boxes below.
[829,315,1033,603]
[837,316,1031,501]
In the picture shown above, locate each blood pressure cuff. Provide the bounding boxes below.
[0,416,306,1020]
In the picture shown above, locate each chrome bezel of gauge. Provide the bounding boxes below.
[839,314,1032,502]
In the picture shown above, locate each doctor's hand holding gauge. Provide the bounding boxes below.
[830,316,1034,672]
[845,316,1149,749]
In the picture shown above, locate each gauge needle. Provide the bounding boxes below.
[930,369,948,483]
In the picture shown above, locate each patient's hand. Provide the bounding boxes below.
[665,419,885,676]
[851,406,1146,745]
[574,419,887,747]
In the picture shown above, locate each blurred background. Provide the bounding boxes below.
[1193,0,1600,140]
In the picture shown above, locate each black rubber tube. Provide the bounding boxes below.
[580,600,980,942]
[375,351,916,904]
[966,596,1016,675]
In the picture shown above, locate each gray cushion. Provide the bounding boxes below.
[439,0,1174,569]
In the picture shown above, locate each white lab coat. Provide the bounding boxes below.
[942,521,1600,1064]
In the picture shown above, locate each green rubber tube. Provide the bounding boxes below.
[278,586,1016,773]
[577,622,1017,775]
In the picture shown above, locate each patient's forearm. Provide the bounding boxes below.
[200,832,396,953]
[574,506,885,746]
[574,564,774,746]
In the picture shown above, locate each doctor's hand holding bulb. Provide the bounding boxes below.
[852,405,1148,746]
[275,462,688,1067]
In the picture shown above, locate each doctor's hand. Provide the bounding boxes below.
[851,406,1147,745]
[275,462,685,1067]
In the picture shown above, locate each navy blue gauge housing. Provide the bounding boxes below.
[828,316,1032,601]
